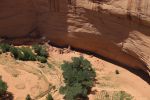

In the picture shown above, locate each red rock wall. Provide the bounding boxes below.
[0,0,150,74]
[0,0,38,37]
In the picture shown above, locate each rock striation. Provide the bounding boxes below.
[0,0,150,74]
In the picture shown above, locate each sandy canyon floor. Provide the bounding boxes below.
[0,44,149,100]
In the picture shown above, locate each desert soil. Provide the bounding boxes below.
[0,44,149,100]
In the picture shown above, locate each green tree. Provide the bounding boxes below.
[60,56,96,100]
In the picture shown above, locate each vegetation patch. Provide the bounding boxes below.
[0,78,8,96]
[26,94,32,100]
[0,43,11,53]
[115,70,120,74]
[59,56,96,100]
[0,77,13,99]
[95,90,134,100]
[18,47,36,61]
[0,43,49,63]
[46,93,53,100]
[32,44,48,58]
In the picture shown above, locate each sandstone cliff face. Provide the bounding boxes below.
[0,0,150,74]
[0,0,37,37]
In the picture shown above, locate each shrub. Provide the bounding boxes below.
[115,70,120,74]
[47,63,53,68]
[32,44,41,54]
[46,93,53,100]
[10,46,18,58]
[0,43,11,53]
[32,44,48,58]
[19,47,36,61]
[37,56,47,63]
[95,90,135,100]
[0,49,2,54]
[96,90,134,100]
[0,78,8,96]
[39,48,48,58]
[59,56,96,100]
[113,91,133,100]
[10,46,36,61]
[10,46,23,59]
[26,94,32,100]
[0,43,48,63]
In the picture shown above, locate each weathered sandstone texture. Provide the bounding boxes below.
[0,0,150,74]
[0,0,38,37]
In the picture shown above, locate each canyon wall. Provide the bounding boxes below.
[0,0,150,74]
[0,0,37,37]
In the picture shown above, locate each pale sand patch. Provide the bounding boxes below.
[0,45,149,100]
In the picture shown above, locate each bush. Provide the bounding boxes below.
[0,78,8,96]
[0,49,2,54]
[10,46,19,58]
[0,77,14,99]
[10,47,36,61]
[113,91,133,100]
[19,47,36,61]
[32,44,41,54]
[39,48,49,58]
[10,46,23,59]
[0,43,11,53]
[26,94,32,100]
[0,43,48,63]
[32,44,48,58]
[115,70,120,74]
[96,90,134,100]
[59,56,96,100]
[46,93,53,100]
[37,56,47,63]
